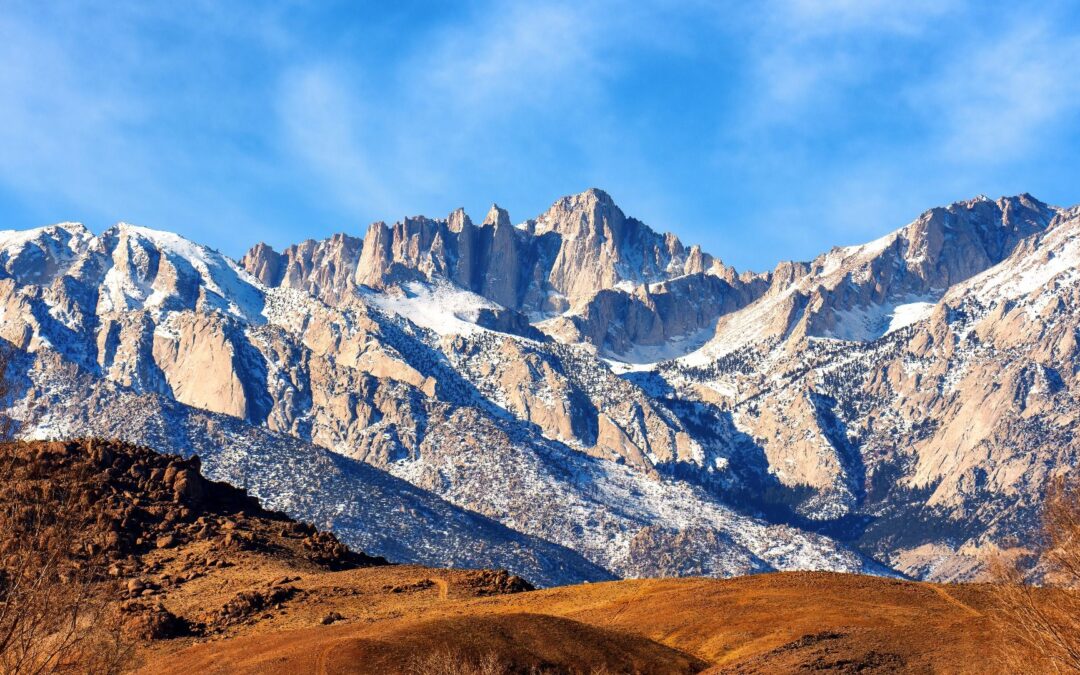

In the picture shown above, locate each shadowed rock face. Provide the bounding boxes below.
[0,437,374,640]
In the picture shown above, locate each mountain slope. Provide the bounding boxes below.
[0,216,885,583]
[656,198,1079,578]
[1,188,1077,583]
[143,572,1010,674]
[8,350,611,587]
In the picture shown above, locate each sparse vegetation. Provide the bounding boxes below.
[0,353,133,674]
[994,476,1080,672]
[0,447,133,674]
[407,649,508,675]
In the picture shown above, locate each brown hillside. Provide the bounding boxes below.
[0,439,1025,673]
[141,569,1011,674]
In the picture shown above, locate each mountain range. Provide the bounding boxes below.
[1,188,1076,584]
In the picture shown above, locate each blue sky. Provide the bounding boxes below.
[1,1,1079,271]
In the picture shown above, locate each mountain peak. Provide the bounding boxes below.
[0,221,95,284]
[946,192,1051,214]
[562,187,617,212]
[581,187,614,203]
[483,204,511,228]
[48,221,91,234]
[1,220,90,240]
[534,188,625,238]
[448,207,472,233]
[104,222,233,263]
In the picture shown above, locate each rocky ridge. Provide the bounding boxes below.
[0,438,381,639]
[1,189,1077,582]
[0,437,538,652]
[240,188,764,356]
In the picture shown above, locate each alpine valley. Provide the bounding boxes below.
[2,188,1076,585]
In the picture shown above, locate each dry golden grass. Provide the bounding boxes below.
[133,566,1017,674]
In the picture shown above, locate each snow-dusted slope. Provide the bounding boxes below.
[0,222,93,284]
[654,201,1080,579]
[9,351,610,587]
[677,194,1056,361]
[95,223,266,322]
[962,206,1080,302]
[0,217,887,583]
[0,189,1076,584]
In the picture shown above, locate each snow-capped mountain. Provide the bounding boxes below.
[1,189,1076,583]
[240,189,767,360]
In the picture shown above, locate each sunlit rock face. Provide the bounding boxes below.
[2,189,1077,584]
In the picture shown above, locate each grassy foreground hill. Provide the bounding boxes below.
[140,570,1003,674]
[0,439,1019,673]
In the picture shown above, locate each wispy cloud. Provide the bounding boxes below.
[0,1,1078,269]
[276,65,403,217]
[909,19,1080,163]
[420,3,605,112]
[712,0,1080,261]
[0,3,289,244]
[273,1,620,222]
[0,11,146,212]
[741,0,957,118]
[778,0,958,35]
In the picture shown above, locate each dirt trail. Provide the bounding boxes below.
[429,577,449,600]
[315,638,340,675]
[931,584,984,617]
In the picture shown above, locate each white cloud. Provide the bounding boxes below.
[779,0,958,36]
[420,3,604,112]
[909,21,1080,163]
[276,65,403,217]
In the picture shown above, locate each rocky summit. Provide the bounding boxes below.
[1,189,1078,584]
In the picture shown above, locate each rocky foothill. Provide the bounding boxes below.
[0,438,387,640]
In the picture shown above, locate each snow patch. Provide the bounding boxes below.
[825,295,940,342]
[368,280,500,336]
[886,301,936,334]
[605,324,717,366]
